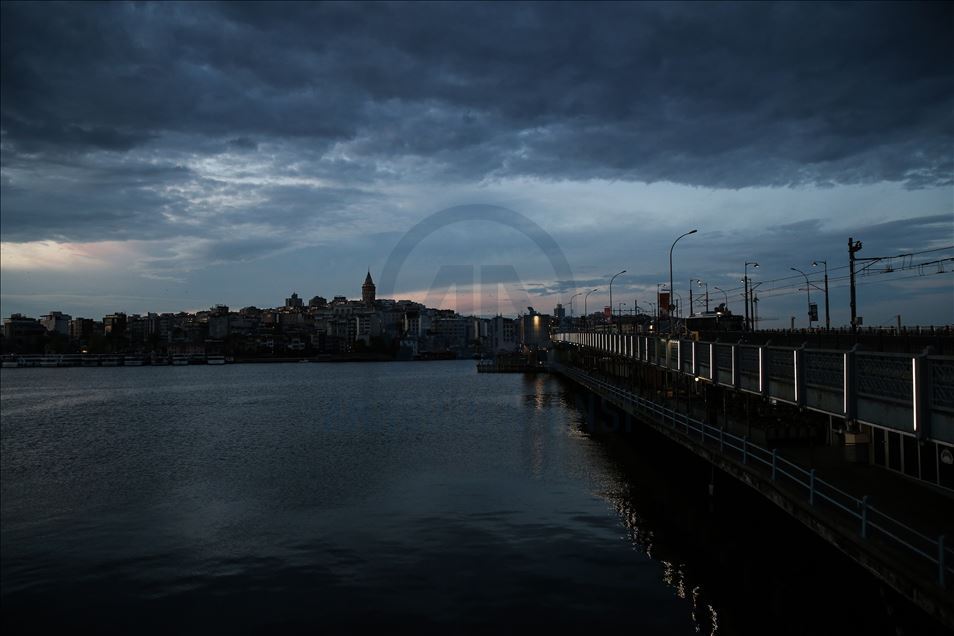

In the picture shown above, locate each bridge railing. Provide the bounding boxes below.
[553,362,954,588]
[552,332,954,446]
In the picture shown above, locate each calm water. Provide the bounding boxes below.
[0,362,941,634]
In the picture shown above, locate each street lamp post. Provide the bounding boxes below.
[812,260,830,330]
[669,230,698,333]
[698,280,709,312]
[583,288,598,330]
[714,286,729,311]
[609,270,626,333]
[791,267,813,329]
[744,261,759,331]
[569,292,582,325]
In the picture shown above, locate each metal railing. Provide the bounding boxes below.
[553,362,954,588]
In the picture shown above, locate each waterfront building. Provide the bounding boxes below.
[69,318,96,341]
[103,313,127,336]
[40,311,71,336]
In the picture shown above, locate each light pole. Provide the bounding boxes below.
[669,230,698,333]
[609,270,626,333]
[697,280,709,312]
[791,267,813,328]
[812,260,830,330]
[569,292,582,323]
[744,261,759,331]
[714,286,729,311]
[584,288,598,330]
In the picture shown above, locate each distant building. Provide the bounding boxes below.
[40,311,71,336]
[553,303,566,323]
[69,318,96,341]
[518,308,551,350]
[103,313,127,336]
[308,295,327,308]
[2,314,46,352]
[285,293,304,309]
[489,316,516,353]
[362,271,376,307]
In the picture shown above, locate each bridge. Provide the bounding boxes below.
[549,330,954,628]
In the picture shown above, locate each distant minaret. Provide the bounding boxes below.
[362,270,376,306]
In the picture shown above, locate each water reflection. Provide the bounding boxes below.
[563,383,721,636]
[615,501,719,636]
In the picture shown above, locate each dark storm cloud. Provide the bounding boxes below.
[1,1,952,245]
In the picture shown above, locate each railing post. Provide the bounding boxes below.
[719,428,724,452]
[771,449,778,481]
[743,436,748,464]
[940,535,946,587]
[860,495,869,539]
[809,469,816,506]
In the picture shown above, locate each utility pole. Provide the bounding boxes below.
[689,281,694,318]
[744,276,750,331]
[744,261,758,331]
[813,260,830,330]
[849,237,863,334]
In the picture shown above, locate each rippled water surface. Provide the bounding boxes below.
[1,362,710,634]
[2,361,943,635]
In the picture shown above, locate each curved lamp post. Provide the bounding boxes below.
[791,267,813,328]
[583,288,598,330]
[609,270,626,333]
[569,292,582,321]
[669,230,697,333]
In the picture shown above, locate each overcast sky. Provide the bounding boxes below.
[2,1,952,327]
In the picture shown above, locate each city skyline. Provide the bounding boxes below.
[2,3,952,325]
